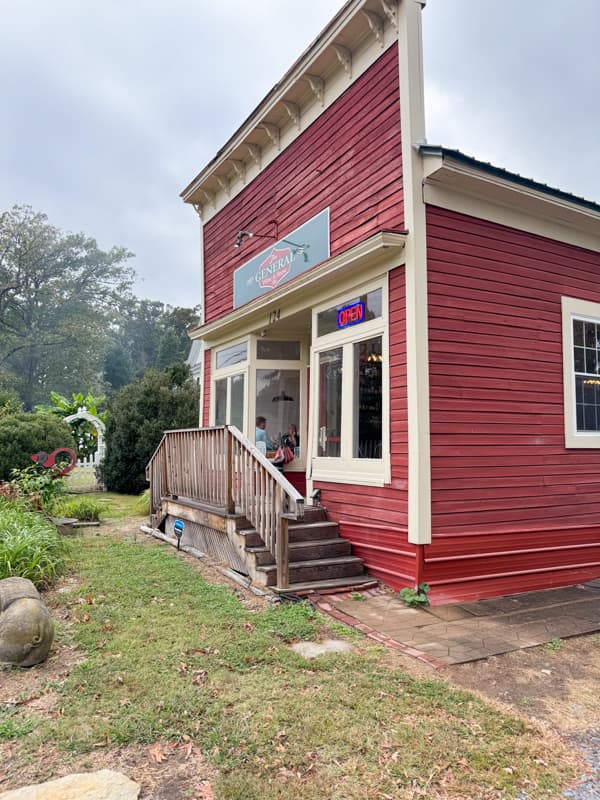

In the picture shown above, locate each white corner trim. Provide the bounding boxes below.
[562,296,600,448]
[398,0,431,546]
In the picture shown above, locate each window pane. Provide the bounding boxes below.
[215,379,227,425]
[585,322,596,348]
[257,340,301,360]
[354,337,382,459]
[318,349,342,457]
[574,347,585,373]
[230,374,244,431]
[576,376,600,432]
[573,319,584,347]
[317,288,382,336]
[216,341,247,369]
[256,369,300,449]
[586,348,598,375]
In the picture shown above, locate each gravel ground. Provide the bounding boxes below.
[563,729,600,800]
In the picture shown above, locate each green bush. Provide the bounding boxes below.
[0,499,70,587]
[10,464,66,513]
[0,412,75,481]
[99,364,199,494]
[134,489,150,516]
[55,496,105,521]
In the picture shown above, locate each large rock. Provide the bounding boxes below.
[0,578,54,667]
[0,770,140,799]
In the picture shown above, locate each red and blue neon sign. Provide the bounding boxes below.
[337,301,365,329]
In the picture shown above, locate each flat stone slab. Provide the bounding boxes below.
[291,639,353,659]
[0,770,140,800]
[331,581,600,666]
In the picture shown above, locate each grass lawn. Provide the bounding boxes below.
[1,498,578,799]
[62,491,145,519]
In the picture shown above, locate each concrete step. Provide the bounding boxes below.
[288,521,342,543]
[255,555,365,587]
[246,538,352,566]
[272,575,379,595]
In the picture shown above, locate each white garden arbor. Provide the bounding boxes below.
[63,407,106,492]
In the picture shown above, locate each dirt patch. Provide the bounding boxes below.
[0,739,216,799]
[444,634,600,734]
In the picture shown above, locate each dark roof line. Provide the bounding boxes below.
[419,145,600,215]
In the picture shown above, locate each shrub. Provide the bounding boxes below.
[55,496,105,521]
[10,464,66,513]
[0,499,70,587]
[0,412,75,481]
[99,364,199,494]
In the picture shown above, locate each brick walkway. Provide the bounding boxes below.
[309,579,600,666]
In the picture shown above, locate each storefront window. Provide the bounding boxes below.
[318,349,343,457]
[214,374,245,429]
[256,369,300,450]
[215,378,227,426]
[317,288,382,337]
[354,337,382,458]
[216,341,247,369]
[257,340,301,360]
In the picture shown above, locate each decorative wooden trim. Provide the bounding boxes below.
[227,159,246,184]
[304,73,325,106]
[333,44,352,77]
[245,143,262,168]
[215,175,230,196]
[362,9,385,47]
[380,0,398,32]
[258,122,280,150]
[282,101,301,130]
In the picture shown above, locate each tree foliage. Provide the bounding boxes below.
[99,364,199,494]
[103,300,199,392]
[0,205,134,408]
[0,412,75,481]
[35,390,106,459]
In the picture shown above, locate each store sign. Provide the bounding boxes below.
[337,301,365,329]
[233,208,330,308]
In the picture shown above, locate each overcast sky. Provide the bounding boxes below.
[1,0,598,308]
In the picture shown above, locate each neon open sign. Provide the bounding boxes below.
[337,301,365,329]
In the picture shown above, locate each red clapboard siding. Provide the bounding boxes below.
[202,349,211,427]
[424,204,600,601]
[314,266,413,590]
[203,45,404,323]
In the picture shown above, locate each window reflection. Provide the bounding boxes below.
[354,337,382,459]
[318,349,342,457]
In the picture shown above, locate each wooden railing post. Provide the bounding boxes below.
[275,487,289,590]
[225,428,235,514]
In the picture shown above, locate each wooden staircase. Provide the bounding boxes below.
[241,506,376,594]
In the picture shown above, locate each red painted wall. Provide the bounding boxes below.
[315,266,414,588]
[425,205,600,602]
[203,44,404,323]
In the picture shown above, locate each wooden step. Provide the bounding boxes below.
[298,506,328,523]
[288,521,342,542]
[272,575,379,595]
[247,538,352,566]
[255,555,365,587]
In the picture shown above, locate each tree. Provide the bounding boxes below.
[103,299,199,391]
[99,364,199,494]
[0,205,134,408]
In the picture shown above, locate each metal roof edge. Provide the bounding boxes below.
[419,145,600,215]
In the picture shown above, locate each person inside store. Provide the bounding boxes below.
[283,424,299,449]
[255,416,275,450]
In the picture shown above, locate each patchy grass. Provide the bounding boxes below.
[0,709,36,741]
[65,492,142,519]
[3,533,578,800]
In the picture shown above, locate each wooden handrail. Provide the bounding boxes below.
[145,426,303,588]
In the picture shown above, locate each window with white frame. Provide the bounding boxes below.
[212,340,248,433]
[562,296,600,448]
[311,281,389,485]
